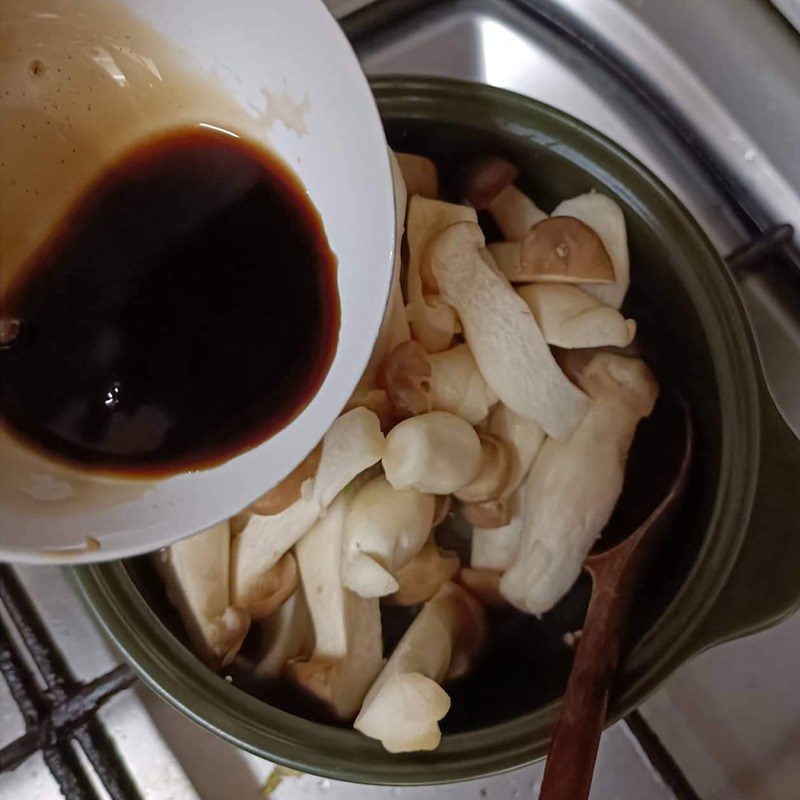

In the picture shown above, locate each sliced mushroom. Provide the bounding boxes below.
[471,508,523,571]
[384,538,461,606]
[457,567,507,609]
[552,192,630,308]
[488,217,616,286]
[287,494,383,721]
[486,403,545,496]
[405,196,477,352]
[517,283,636,349]
[382,340,432,417]
[156,521,249,669]
[428,221,590,439]
[231,408,385,608]
[455,433,514,504]
[248,444,322,516]
[428,344,498,425]
[341,475,436,598]
[488,184,548,241]
[382,410,483,494]
[250,589,314,680]
[396,152,439,199]
[231,551,298,621]
[354,582,486,752]
[500,352,659,615]
[456,156,519,210]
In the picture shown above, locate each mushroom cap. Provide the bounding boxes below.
[516,216,615,284]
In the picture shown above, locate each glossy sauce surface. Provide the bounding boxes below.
[1,127,339,475]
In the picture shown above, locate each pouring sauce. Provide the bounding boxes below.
[1,126,339,476]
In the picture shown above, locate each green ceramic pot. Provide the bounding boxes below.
[72,77,800,786]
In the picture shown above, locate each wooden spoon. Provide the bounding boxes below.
[539,393,693,800]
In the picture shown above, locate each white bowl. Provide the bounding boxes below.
[0,0,394,563]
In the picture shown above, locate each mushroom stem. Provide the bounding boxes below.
[287,493,383,721]
[250,589,313,680]
[486,404,545,496]
[232,551,298,621]
[384,538,461,606]
[471,509,523,571]
[405,197,476,353]
[454,433,514,504]
[156,521,249,670]
[488,184,548,240]
[499,353,659,615]
[517,284,636,349]
[354,582,486,752]
[428,221,590,439]
[427,344,498,425]
[231,408,384,609]
[341,475,436,599]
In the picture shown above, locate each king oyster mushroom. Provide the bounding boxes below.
[500,352,659,615]
[248,589,314,680]
[156,521,249,669]
[405,197,477,352]
[471,509,524,571]
[454,433,514,504]
[427,221,590,439]
[552,192,630,308]
[384,537,461,606]
[382,410,483,494]
[231,407,384,611]
[517,283,636,349]
[287,493,383,721]
[354,582,486,752]
[341,475,436,598]
[395,152,439,199]
[488,217,615,285]
[382,341,497,425]
[487,184,548,241]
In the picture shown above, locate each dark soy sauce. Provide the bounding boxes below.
[1,127,339,476]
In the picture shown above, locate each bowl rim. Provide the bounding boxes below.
[0,0,396,565]
[72,76,763,785]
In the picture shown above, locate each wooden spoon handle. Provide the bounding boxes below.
[538,575,634,800]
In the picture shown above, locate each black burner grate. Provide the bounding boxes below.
[0,565,140,799]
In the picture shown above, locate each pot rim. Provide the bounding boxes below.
[72,76,763,785]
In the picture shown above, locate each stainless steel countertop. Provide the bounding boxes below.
[2,1,799,798]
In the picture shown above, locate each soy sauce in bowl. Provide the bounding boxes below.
[1,126,339,476]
